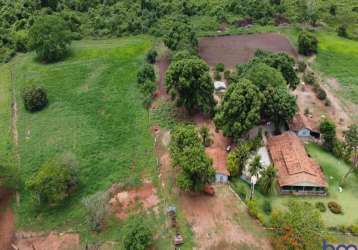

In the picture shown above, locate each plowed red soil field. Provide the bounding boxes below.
[199,33,297,69]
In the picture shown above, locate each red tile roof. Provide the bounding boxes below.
[289,113,319,133]
[267,133,327,187]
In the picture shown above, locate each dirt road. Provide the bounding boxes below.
[0,189,15,250]
[180,185,272,250]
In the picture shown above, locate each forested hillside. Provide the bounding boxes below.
[1,0,357,62]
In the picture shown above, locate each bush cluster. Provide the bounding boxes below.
[22,86,48,112]
[328,201,343,214]
[137,64,155,85]
[262,200,272,215]
[26,155,79,206]
[298,31,318,56]
[315,202,326,212]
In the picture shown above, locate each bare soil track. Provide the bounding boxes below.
[199,33,298,69]
[0,189,15,250]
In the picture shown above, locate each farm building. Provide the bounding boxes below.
[267,133,327,195]
[289,113,320,139]
[205,147,230,183]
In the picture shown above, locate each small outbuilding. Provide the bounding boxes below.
[289,113,320,139]
[206,147,230,183]
[214,81,227,93]
[267,133,327,195]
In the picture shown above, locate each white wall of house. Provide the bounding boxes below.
[215,173,228,183]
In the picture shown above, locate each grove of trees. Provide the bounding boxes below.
[29,15,73,62]
[166,56,216,115]
[214,79,263,138]
[169,125,215,192]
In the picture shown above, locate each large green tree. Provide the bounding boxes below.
[341,124,358,183]
[319,118,336,152]
[170,125,215,192]
[163,19,198,51]
[263,86,297,133]
[214,79,263,138]
[271,201,326,250]
[29,15,73,62]
[242,63,297,132]
[298,31,318,56]
[253,50,300,89]
[166,57,216,115]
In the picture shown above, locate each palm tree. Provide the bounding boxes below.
[249,156,262,199]
[259,165,277,195]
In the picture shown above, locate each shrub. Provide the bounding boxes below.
[215,63,225,72]
[298,31,318,56]
[328,201,343,214]
[224,70,231,80]
[315,202,326,212]
[298,60,307,72]
[26,156,78,206]
[82,191,110,232]
[337,24,348,38]
[324,99,331,106]
[304,108,310,116]
[137,64,155,84]
[22,86,48,112]
[199,127,212,147]
[247,199,259,219]
[122,216,153,250]
[316,87,327,100]
[235,184,247,200]
[303,71,316,85]
[350,224,358,236]
[263,200,272,215]
[214,71,221,80]
[146,49,158,64]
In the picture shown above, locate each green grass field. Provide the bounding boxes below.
[0,63,14,165]
[314,32,358,105]
[1,36,171,243]
[232,143,358,229]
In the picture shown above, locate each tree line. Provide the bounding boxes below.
[1,0,357,62]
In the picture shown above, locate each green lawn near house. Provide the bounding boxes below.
[231,142,358,228]
[1,36,172,244]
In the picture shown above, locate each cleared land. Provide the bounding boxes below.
[6,36,160,242]
[198,33,297,69]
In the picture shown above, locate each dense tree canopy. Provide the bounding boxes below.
[29,15,73,62]
[166,57,216,115]
[253,50,300,89]
[298,31,318,56]
[121,215,153,250]
[163,18,198,51]
[263,86,297,132]
[319,118,336,152]
[271,201,326,250]
[239,63,297,132]
[170,125,215,192]
[1,0,357,62]
[214,79,263,139]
